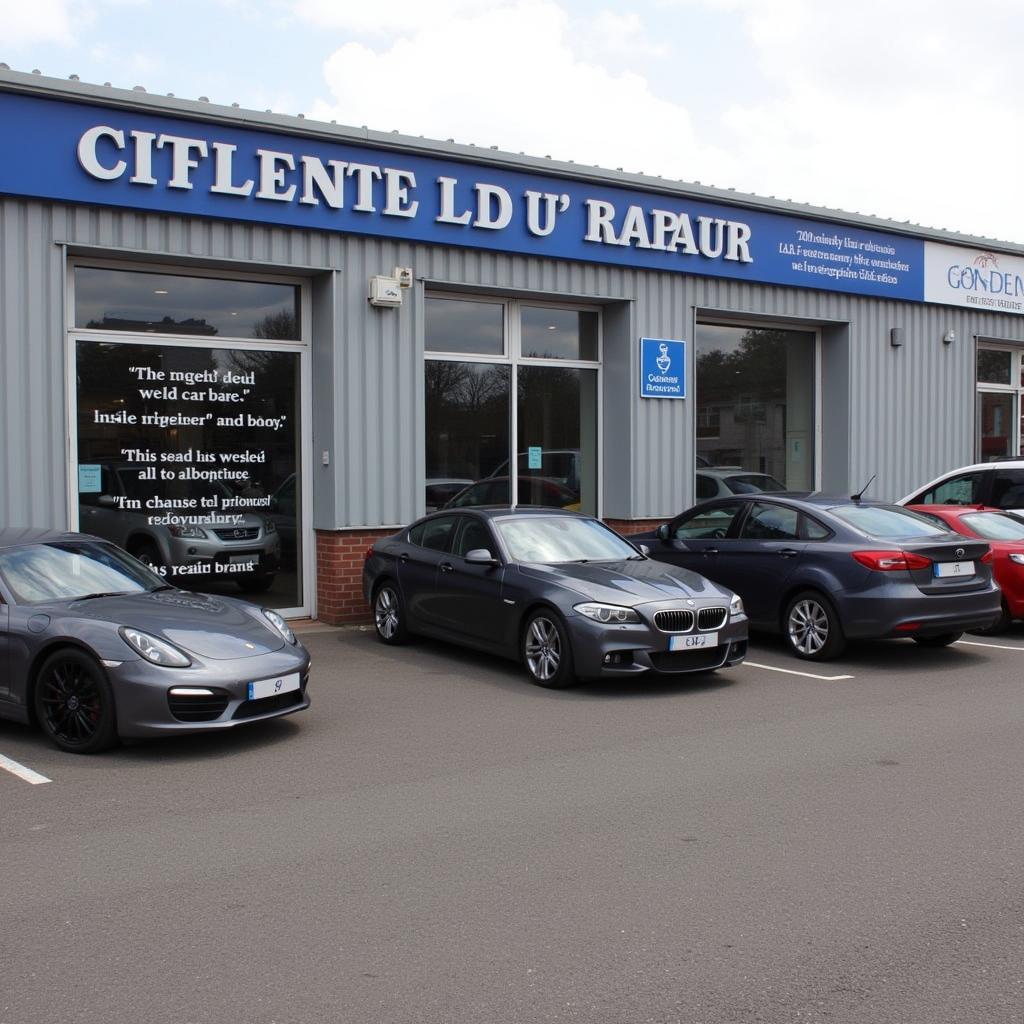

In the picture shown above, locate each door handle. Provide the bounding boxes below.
[779,548,800,558]
[440,562,454,573]
[399,553,409,564]
[705,547,719,556]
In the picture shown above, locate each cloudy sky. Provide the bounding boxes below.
[3,0,1022,243]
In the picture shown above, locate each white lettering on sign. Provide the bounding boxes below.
[585,199,752,263]
[74,123,756,266]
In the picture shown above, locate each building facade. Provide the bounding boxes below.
[3,68,1024,621]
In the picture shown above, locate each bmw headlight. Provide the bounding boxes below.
[574,602,641,624]
[120,627,192,667]
[730,593,745,617]
[263,608,296,644]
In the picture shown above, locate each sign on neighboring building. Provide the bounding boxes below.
[640,338,686,399]
[924,242,1024,315]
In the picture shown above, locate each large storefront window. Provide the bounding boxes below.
[695,325,816,493]
[425,296,600,515]
[72,266,306,614]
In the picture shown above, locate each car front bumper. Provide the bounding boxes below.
[566,606,748,680]
[106,644,311,738]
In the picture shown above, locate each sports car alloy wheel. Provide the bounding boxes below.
[35,650,117,753]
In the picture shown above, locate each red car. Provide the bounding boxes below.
[908,504,1024,632]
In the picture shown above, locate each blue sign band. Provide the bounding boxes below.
[0,92,925,302]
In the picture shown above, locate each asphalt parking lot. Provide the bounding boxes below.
[4,626,1024,1024]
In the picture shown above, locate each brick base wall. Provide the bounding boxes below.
[314,518,667,625]
[316,528,396,625]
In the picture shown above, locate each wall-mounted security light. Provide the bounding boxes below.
[368,275,402,307]
[393,266,414,288]
[942,329,956,345]
[890,327,904,348]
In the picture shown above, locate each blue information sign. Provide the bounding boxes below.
[527,446,543,469]
[640,338,686,399]
[78,463,102,493]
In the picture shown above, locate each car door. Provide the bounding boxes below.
[433,515,509,646]
[397,515,460,628]
[649,501,746,586]
[727,501,807,625]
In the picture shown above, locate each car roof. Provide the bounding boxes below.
[906,504,997,513]
[0,528,94,551]
[420,505,585,521]
[697,468,779,479]
[694,493,900,510]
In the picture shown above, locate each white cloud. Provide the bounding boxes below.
[294,0,490,35]
[307,0,737,187]
[0,0,76,45]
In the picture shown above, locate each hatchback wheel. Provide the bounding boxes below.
[913,631,963,648]
[373,582,409,645]
[522,611,575,688]
[34,649,118,754]
[784,591,846,661]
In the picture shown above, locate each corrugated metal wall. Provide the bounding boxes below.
[4,195,1024,534]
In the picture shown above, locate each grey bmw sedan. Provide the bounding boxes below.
[363,507,748,688]
[0,530,310,753]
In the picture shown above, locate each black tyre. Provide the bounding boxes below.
[913,631,963,648]
[373,580,410,645]
[521,610,576,688]
[238,574,275,594]
[783,590,846,661]
[971,601,1011,636]
[33,649,118,754]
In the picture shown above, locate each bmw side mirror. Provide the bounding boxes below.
[656,523,670,542]
[97,495,118,508]
[465,548,500,567]
[638,543,650,556]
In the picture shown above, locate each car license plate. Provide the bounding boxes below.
[934,560,974,578]
[247,672,300,701]
[670,632,718,651]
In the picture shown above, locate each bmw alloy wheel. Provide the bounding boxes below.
[374,586,400,640]
[525,616,561,681]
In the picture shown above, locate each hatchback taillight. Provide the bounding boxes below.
[852,550,932,571]
[364,545,376,561]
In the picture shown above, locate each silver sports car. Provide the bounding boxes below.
[0,530,310,753]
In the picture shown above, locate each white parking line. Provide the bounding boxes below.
[956,639,1024,653]
[0,753,52,785]
[745,660,854,681]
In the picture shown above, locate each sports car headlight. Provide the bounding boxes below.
[730,594,745,617]
[1009,553,1024,565]
[263,608,296,644]
[573,602,641,624]
[119,627,192,667]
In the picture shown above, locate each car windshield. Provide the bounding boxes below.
[0,541,164,604]
[830,504,950,539]
[724,474,785,494]
[960,511,1024,540]
[495,516,639,563]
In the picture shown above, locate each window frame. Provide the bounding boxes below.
[424,292,603,516]
[975,341,1024,461]
[65,258,314,619]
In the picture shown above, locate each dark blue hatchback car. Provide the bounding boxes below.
[634,495,1002,660]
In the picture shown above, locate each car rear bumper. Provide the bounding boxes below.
[836,583,1002,638]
